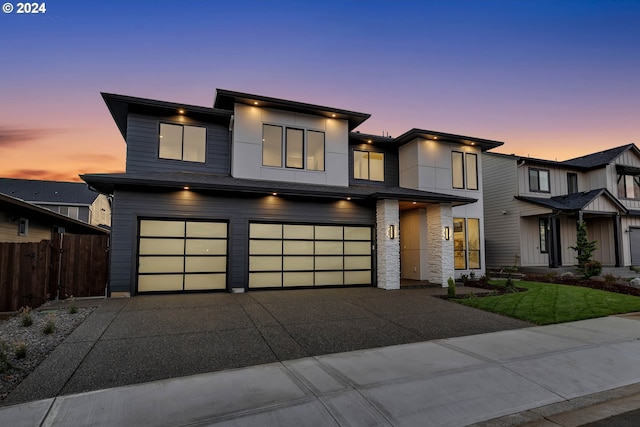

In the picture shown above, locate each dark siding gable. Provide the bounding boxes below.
[126,113,230,175]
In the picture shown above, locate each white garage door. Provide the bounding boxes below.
[249,223,373,288]
[137,219,227,292]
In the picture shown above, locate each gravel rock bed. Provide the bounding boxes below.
[0,304,96,401]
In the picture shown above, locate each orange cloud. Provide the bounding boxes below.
[0,127,66,148]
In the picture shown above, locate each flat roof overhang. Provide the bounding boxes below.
[214,89,371,131]
[81,173,476,207]
[101,93,233,140]
[394,128,504,152]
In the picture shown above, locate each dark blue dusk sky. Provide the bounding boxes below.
[1,0,639,180]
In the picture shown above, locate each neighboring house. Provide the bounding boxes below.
[483,144,640,269]
[0,192,109,242]
[0,178,111,228]
[82,90,503,296]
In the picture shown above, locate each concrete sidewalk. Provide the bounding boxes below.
[2,314,640,426]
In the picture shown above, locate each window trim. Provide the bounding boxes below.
[262,124,325,171]
[567,172,578,194]
[617,173,640,200]
[466,153,478,190]
[353,149,385,182]
[539,218,549,253]
[158,122,207,163]
[452,151,465,189]
[285,127,305,169]
[529,168,550,193]
[18,218,29,236]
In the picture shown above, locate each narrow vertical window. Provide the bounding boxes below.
[286,128,304,169]
[307,130,325,171]
[453,218,466,269]
[467,218,480,269]
[262,124,283,167]
[567,173,578,194]
[539,218,549,253]
[452,152,464,189]
[18,218,29,236]
[466,153,478,190]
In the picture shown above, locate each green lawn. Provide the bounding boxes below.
[455,281,640,325]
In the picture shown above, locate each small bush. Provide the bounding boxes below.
[602,273,618,285]
[42,319,56,335]
[460,274,469,285]
[447,277,456,298]
[544,272,558,283]
[583,261,602,279]
[469,271,476,280]
[505,277,516,292]
[14,342,27,359]
[68,297,78,314]
[21,306,33,327]
[0,341,11,373]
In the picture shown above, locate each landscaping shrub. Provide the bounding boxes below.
[0,342,10,373]
[21,307,33,327]
[42,319,55,335]
[14,342,27,359]
[447,277,456,298]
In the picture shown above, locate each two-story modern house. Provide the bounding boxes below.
[483,144,640,270]
[82,90,503,296]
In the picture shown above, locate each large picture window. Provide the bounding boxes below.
[159,123,206,163]
[529,168,550,192]
[262,125,324,171]
[353,150,384,182]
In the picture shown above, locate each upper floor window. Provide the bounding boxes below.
[529,168,550,192]
[618,174,640,200]
[262,124,325,171]
[159,123,206,163]
[567,173,578,194]
[354,150,384,182]
[452,152,478,190]
[58,206,80,219]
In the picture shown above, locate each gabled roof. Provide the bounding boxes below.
[516,188,627,213]
[214,89,371,131]
[0,193,108,234]
[101,93,232,140]
[81,172,477,207]
[393,129,504,152]
[561,144,638,169]
[0,178,99,205]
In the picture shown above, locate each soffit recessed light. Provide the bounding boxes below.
[272,192,278,196]
[183,186,190,190]
[178,109,185,114]
[347,197,352,201]
[254,101,259,105]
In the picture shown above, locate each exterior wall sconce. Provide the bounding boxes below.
[443,226,451,241]
[388,224,396,240]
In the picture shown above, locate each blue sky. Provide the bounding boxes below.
[1,0,639,180]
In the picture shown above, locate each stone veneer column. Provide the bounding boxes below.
[376,199,400,290]
[427,203,454,287]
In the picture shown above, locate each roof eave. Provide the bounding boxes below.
[393,129,504,152]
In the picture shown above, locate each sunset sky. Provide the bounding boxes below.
[1,0,639,182]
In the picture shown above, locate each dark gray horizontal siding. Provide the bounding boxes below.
[126,113,230,175]
[109,188,375,294]
[349,143,399,187]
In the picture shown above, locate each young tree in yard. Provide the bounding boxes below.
[570,221,601,279]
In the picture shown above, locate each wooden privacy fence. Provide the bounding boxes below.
[0,234,109,312]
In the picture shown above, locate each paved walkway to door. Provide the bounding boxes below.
[2,286,530,405]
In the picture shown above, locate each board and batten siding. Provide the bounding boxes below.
[482,154,522,268]
[621,215,640,266]
[125,113,230,175]
[109,188,375,295]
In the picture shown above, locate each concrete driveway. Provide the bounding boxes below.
[3,286,531,405]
